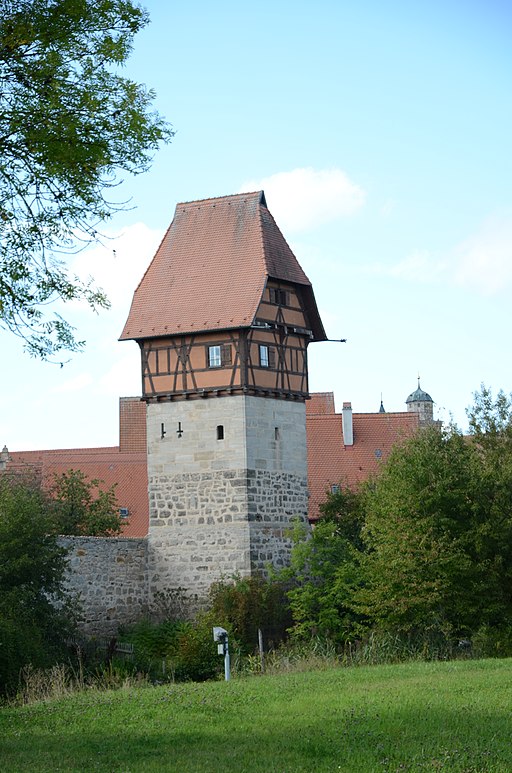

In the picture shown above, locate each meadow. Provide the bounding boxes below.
[1,658,511,772]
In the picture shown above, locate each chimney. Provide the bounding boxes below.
[342,402,353,446]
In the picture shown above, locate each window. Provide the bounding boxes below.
[208,344,232,368]
[208,345,221,368]
[259,345,276,368]
[269,287,289,306]
[331,484,340,494]
[217,425,224,440]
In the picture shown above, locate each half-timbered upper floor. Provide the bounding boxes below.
[120,191,326,401]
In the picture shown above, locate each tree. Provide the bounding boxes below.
[49,469,123,536]
[282,490,365,644]
[0,473,75,695]
[355,388,512,640]
[0,0,172,358]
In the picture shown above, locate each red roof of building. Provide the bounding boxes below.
[4,399,148,537]
[6,447,148,538]
[306,394,419,520]
[120,191,326,342]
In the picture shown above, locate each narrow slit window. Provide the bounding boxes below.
[217,425,224,440]
[259,345,269,367]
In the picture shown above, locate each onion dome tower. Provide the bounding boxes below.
[121,191,326,603]
[406,378,434,424]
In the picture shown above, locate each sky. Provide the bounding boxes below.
[2,0,512,452]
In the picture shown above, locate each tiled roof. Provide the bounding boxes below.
[307,409,419,520]
[6,448,148,537]
[120,191,326,341]
[307,392,336,415]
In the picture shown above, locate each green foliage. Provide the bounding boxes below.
[49,469,122,536]
[208,574,291,653]
[355,385,512,640]
[282,491,365,644]
[0,0,173,358]
[284,386,512,651]
[122,613,226,683]
[0,475,75,696]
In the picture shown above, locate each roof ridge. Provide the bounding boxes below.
[176,191,264,208]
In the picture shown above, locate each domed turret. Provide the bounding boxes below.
[406,378,434,424]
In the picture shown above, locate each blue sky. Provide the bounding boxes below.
[2,0,511,451]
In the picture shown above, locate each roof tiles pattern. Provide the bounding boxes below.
[307,409,419,520]
[120,191,324,341]
[7,447,148,537]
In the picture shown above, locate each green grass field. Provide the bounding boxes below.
[1,659,511,772]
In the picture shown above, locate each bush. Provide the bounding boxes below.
[208,574,292,653]
[121,613,229,683]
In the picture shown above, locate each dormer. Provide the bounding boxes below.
[120,191,326,401]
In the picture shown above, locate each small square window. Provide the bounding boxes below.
[207,344,232,368]
[331,484,340,494]
[269,287,288,306]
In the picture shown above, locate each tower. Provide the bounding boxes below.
[406,378,434,424]
[120,191,326,602]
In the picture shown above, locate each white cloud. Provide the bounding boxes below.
[239,167,365,232]
[360,212,512,296]
[69,222,164,311]
[453,213,512,295]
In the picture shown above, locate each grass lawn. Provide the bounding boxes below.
[1,658,512,772]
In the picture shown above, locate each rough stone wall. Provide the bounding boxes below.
[59,536,148,636]
[147,396,310,600]
[148,469,251,599]
[247,470,308,572]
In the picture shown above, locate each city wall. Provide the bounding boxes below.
[59,536,148,636]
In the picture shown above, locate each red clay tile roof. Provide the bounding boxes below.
[119,397,146,454]
[6,448,149,537]
[120,191,326,342]
[307,409,420,521]
[43,452,148,537]
[307,392,336,415]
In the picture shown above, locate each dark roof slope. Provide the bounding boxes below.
[120,191,326,341]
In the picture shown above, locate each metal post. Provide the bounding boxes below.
[224,639,230,681]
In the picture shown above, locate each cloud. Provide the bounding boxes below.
[453,213,512,295]
[69,222,164,311]
[361,212,512,296]
[239,167,365,232]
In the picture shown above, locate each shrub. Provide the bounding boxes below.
[208,574,292,653]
